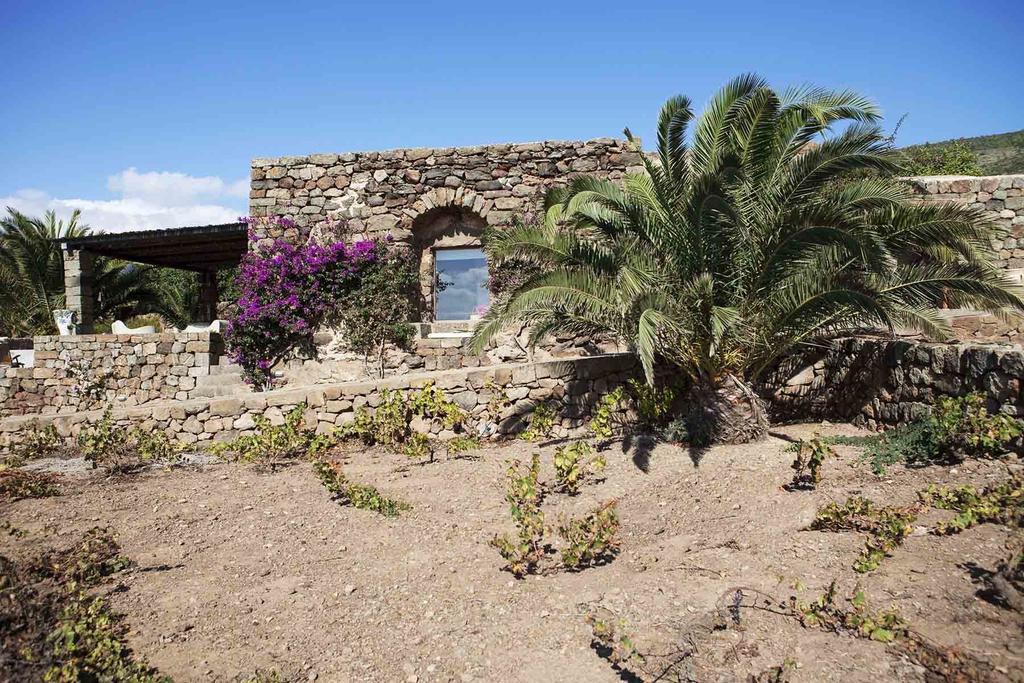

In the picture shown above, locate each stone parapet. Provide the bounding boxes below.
[0,332,226,417]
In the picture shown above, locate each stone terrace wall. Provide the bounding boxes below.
[908,174,1024,270]
[0,333,225,417]
[766,337,1024,429]
[248,138,639,245]
[0,354,640,448]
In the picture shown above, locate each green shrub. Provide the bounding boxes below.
[341,383,465,460]
[2,423,66,467]
[918,474,1024,535]
[627,379,676,425]
[589,387,624,440]
[585,611,644,673]
[210,404,326,468]
[552,440,606,495]
[444,435,481,458]
[825,393,1022,473]
[901,141,982,176]
[931,393,1022,459]
[78,406,185,473]
[45,592,170,683]
[521,403,556,442]
[0,468,61,499]
[792,581,909,643]
[491,454,545,577]
[408,381,465,429]
[401,431,433,460]
[810,497,917,572]
[558,500,621,569]
[0,527,166,683]
[788,437,835,490]
[312,458,410,517]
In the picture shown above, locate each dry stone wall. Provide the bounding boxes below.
[0,354,640,447]
[908,174,1024,270]
[248,139,639,245]
[766,337,1024,429]
[0,333,224,417]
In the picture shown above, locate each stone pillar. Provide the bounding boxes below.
[199,270,219,322]
[63,248,95,334]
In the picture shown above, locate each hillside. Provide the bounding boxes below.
[901,129,1024,175]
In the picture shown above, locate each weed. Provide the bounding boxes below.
[825,423,933,474]
[558,500,621,569]
[918,474,1024,534]
[0,469,61,499]
[491,454,546,577]
[589,387,625,440]
[791,581,908,643]
[552,440,605,495]
[402,431,434,460]
[810,497,917,572]
[521,403,556,442]
[787,437,834,490]
[312,458,410,517]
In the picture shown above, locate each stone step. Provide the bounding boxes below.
[207,363,242,376]
[196,372,245,388]
[193,384,248,398]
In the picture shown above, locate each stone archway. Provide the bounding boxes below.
[411,203,487,321]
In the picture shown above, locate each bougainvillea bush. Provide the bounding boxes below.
[226,217,417,388]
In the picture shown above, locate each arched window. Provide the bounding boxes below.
[412,207,488,321]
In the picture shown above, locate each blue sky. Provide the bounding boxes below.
[1,0,1021,231]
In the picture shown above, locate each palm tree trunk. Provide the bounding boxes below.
[687,373,768,446]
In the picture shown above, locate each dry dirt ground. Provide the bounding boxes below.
[3,423,1023,682]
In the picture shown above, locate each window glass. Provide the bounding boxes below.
[435,247,489,320]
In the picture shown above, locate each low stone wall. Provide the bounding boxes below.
[908,174,1024,270]
[0,333,225,417]
[279,327,620,385]
[766,337,1024,429]
[0,354,640,447]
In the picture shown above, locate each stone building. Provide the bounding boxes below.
[249,139,642,321]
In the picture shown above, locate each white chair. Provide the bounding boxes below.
[181,320,227,333]
[112,320,157,334]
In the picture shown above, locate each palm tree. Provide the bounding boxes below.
[0,208,163,336]
[471,74,1024,446]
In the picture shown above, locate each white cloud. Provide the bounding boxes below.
[0,168,249,233]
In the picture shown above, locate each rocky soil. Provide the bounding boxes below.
[3,423,1022,682]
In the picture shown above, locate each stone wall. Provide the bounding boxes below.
[249,139,638,242]
[0,333,225,417]
[766,337,1024,429]
[908,174,1024,270]
[0,354,640,447]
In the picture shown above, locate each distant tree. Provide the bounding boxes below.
[0,208,162,336]
[902,141,983,176]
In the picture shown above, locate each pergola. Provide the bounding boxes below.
[57,222,248,333]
